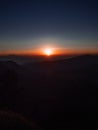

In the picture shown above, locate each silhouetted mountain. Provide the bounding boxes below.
[23,54,98,72]
[0,54,73,64]
[0,55,97,130]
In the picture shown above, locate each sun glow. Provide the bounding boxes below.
[44,48,53,56]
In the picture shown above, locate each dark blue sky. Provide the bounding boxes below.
[0,0,98,53]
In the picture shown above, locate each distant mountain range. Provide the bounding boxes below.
[0,54,79,64]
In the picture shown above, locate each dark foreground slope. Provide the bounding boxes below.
[0,55,97,130]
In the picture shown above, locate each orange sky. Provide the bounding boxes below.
[0,48,98,56]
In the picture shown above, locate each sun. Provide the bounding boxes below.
[44,48,53,56]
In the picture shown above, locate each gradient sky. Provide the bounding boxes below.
[0,0,98,55]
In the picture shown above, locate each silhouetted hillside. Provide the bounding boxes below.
[0,55,97,129]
